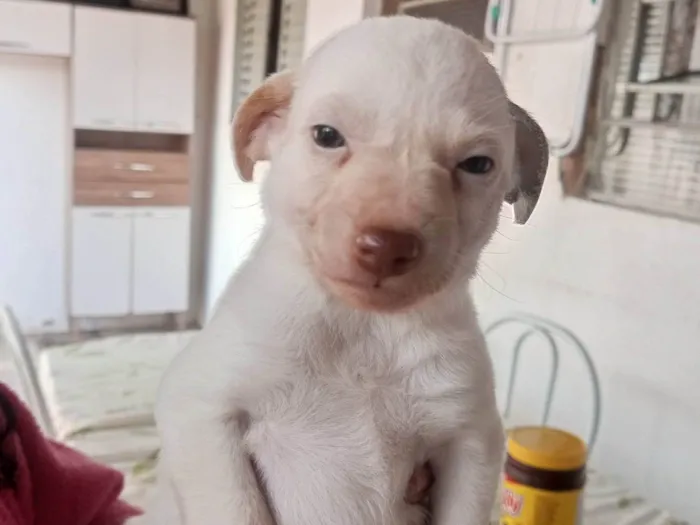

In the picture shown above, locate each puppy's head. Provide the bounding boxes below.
[232,16,548,312]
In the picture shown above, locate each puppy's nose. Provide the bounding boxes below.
[354,228,423,279]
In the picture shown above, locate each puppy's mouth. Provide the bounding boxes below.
[321,272,388,294]
[331,274,383,289]
[309,242,453,312]
[318,270,429,312]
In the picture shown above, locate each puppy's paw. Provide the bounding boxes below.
[405,461,435,505]
[406,501,431,525]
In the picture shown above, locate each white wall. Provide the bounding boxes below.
[477,8,700,521]
[204,0,378,318]
[475,168,700,523]
[303,0,381,55]
[204,0,259,318]
[188,0,219,323]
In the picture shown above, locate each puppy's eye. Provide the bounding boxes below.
[312,125,346,149]
[457,156,494,175]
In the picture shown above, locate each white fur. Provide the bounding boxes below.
[135,16,534,525]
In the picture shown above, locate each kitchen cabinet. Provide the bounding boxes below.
[70,207,190,317]
[0,53,69,332]
[72,6,195,133]
[0,0,71,57]
[71,208,133,317]
[132,208,191,314]
[135,13,196,133]
[73,7,136,130]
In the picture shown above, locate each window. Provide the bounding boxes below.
[399,0,492,51]
[276,0,308,72]
[584,0,700,222]
[231,0,307,116]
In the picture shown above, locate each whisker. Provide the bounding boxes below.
[471,121,513,134]
[472,101,512,123]
[472,93,508,113]
[493,228,517,242]
[478,259,506,287]
[228,200,263,210]
[475,269,520,303]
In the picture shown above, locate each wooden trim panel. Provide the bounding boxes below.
[74,180,190,207]
[74,149,190,184]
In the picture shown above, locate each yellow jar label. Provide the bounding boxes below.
[500,478,582,525]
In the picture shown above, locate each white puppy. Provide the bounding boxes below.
[141,15,548,525]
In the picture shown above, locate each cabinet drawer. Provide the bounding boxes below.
[74,180,189,206]
[0,1,71,57]
[75,149,190,184]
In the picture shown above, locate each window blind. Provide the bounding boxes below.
[231,0,272,115]
[276,0,307,72]
[587,0,700,222]
[231,0,307,117]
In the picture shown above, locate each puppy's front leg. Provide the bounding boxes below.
[156,411,273,525]
[430,413,504,525]
[150,348,278,525]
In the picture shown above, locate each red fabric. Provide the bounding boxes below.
[0,383,141,525]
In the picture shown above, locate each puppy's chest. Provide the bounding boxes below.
[247,351,469,454]
[250,375,443,450]
[244,358,470,524]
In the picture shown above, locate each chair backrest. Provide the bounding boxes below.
[0,305,54,436]
[484,313,601,452]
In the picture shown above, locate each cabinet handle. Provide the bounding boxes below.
[139,121,181,131]
[94,118,116,127]
[128,190,155,200]
[0,41,29,50]
[129,163,155,172]
[113,163,155,172]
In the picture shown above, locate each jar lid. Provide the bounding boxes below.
[507,426,587,471]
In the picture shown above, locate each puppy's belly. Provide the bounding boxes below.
[245,387,428,525]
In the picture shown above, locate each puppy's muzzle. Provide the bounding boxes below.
[354,227,423,281]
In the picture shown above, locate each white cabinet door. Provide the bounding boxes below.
[73,6,136,130]
[0,0,71,57]
[0,54,69,333]
[71,208,133,317]
[135,14,195,134]
[132,207,190,314]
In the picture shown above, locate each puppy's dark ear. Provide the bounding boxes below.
[231,70,295,182]
[505,102,550,224]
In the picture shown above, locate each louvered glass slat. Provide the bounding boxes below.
[231,0,272,116]
[587,0,700,223]
[276,0,307,72]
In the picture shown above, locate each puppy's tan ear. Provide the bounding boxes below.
[231,70,295,182]
[505,102,550,224]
